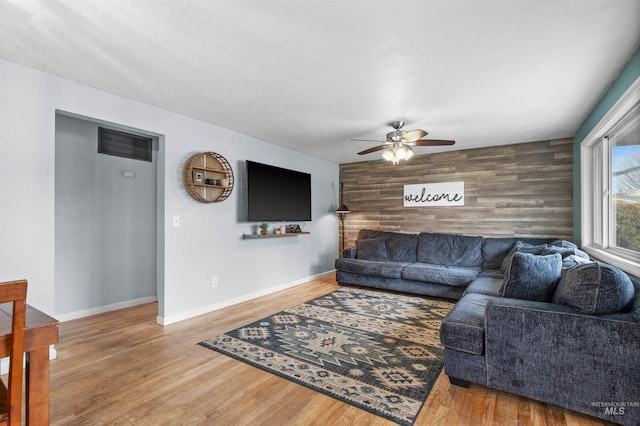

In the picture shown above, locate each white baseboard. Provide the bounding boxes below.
[55,296,158,322]
[156,270,336,326]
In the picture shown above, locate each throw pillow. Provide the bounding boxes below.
[553,263,635,314]
[541,246,574,258]
[549,239,578,249]
[560,254,593,270]
[500,252,562,302]
[500,241,549,273]
[542,245,589,260]
[355,238,388,261]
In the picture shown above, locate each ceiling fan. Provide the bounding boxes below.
[352,121,455,164]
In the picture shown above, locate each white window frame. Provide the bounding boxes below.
[581,76,640,276]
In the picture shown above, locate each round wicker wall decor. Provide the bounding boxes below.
[183,152,234,203]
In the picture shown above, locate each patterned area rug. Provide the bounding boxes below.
[199,287,454,425]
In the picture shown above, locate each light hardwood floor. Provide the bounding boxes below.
[50,274,612,425]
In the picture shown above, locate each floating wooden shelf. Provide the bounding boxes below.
[183,152,234,203]
[243,232,310,240]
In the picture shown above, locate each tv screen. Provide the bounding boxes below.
[246,161,312,222]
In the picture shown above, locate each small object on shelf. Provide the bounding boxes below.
[183,152,234,203]
[259,223,269,235]
[279,225,286,235]
[288,224,302,233]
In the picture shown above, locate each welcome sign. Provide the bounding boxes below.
[404,181,464,207]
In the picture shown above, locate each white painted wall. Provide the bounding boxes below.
[55,114,158,316]
[0,58,339,323]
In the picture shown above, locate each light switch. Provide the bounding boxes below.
[172,215,180,227]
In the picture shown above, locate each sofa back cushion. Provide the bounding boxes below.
[357,229,387,241]
[500,252,562,302]
[417,232,483,267]
[356,229,418,262]
[386,232,418,262]
[553,263,635,314]
[355,238,388,261]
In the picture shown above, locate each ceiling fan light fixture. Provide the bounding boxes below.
[404,145,414,160]
[383,144,413,164]
[396,145,408,159]
[355,120,455,161]
[382,148,397,162]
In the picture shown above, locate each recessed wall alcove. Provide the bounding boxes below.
[54,111,164,320]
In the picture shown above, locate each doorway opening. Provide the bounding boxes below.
[54,111,164,321]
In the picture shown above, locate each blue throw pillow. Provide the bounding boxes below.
[549,239,578,249]
[542,245,591,270]
[500,241,549,273]
[542,245,589,260]
[500,252,562,302]
[356,238,388,261]
[553,263,635,314]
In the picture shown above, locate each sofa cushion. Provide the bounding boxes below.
[500,241,549,273]
[441,293,493,355]
[356,238,388,261]
[464,277,503,296]
[541,245,589,260]
[478,270,503,279]
[548,239,578,249]
[416,232,483,267]
[553,262,635,314]
[560,254,593,270]
[386,232,419,263]
[357,229,387,241]
[356,229,418,262]
[402,262,480,287]
[500,252,562,302]
[481,237,551,271]
[335,258,408,279]
[541,245,591,270]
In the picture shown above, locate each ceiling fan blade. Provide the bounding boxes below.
[401,129,427,142]
[357,145,388,155]
[414,139,456,146]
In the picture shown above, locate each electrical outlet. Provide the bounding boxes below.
[212,276,218,288]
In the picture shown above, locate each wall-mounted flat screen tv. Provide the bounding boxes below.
[246,160,311,222]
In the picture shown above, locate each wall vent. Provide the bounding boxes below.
[98,127,153,162]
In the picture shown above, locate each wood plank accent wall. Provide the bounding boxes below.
[338,139,573,251]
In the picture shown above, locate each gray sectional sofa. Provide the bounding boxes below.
[335,229,640,425]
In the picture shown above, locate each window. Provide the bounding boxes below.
[582,78,640,275]
[611,115,640,253]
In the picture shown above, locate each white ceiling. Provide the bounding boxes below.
[1,1,639,164]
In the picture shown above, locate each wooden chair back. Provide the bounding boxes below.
[0,280,27,425]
